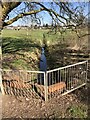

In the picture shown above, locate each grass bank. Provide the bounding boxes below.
[2,28,88,70]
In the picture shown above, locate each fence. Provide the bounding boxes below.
[1,60,88,101]
[46,60,88,100]
[2,70,46,100]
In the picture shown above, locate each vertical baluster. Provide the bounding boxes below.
[62,68,65,93]
[40,73,42,85]
[65,68,67,90]
[12,71,17,95]
[47,72,52,98]
[33,73,35,98]
[8,71,11,95]
[64,68,67,92]
[31,73,33,98]
[68,68,70,90]
[48,72,50,86]
[35,73,36,82]
[82,63,84,83]
[74,65,76,85]
[85,62,86,83]
[26,72,28,96]
[5,71,8,94]
[75,65,77,86]
[33,72,35,98]
[66,68,68,90]
[18,70,20,96]
[4,71,6,94]
[29,72,32,96]
[73,65,75,87]
[55,71,57,97]
[60,70,61,83]
[71,66,73,89]
[7,71,10,94]
[69,68,71,90]
[44,72,48,101]
[27,71,30,97]
[78,64,80,85]
[58,70,59,83]
[81,64,84,84]
[18,70,21,97]
[55,71,56,84]
[65,68,66,84]
[20,71,22,97]
[12,70,15,95]
[28,72,32,96]
[51,71,53,99]
[84,62,87,83]
[70,67,72,89]
[25,71,28,98]
[72,66,74,88]
[11,70,14,95]
[50,72,52,99]
[86,61,88,83]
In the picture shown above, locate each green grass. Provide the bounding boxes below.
[2,28,88,47]
[67,104,87,118]
[2,28,78,46]
[2,28,88,70]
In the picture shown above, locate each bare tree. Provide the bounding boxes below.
[1,1,90,50]
[0,1,89,29]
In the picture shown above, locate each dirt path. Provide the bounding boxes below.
[1,86,88,119]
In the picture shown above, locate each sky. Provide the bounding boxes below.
[8,2,89,26]
[9,2,54,26]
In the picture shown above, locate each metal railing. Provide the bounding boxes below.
[46,60,88,100]
[2,70,46,100]
[1,60,88,101]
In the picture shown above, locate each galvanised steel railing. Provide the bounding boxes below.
[1,70,47,100]
[0,60,88,101]
[46,60,88,100]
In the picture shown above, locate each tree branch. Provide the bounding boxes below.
[2,2,21,21]
[32,2,68,22]
[3,8,45,26]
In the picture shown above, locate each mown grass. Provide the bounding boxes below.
[2,28,78,46]
[2,28,88,47]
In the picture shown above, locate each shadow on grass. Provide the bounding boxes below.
[2,37,41,69]
[45,40,89,70]
[2,37,41,54]
[45,42,71,70]
[2,36,89,70]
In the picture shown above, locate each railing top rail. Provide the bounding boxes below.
[2,69,45,74]
[1,60,88,74]
[47,60,88,73]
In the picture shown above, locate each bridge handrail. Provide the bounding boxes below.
[1,60,88,74]
[47,60,88,73]
[2,69,45,74]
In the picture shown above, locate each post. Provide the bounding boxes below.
[0,70,2,120]
[86,60,88,82]
[44,72,48,101]
[0,69,4,94]
[0,46,4,95]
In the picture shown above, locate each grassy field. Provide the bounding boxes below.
[2,28,88,70]
[2,28,73,46]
